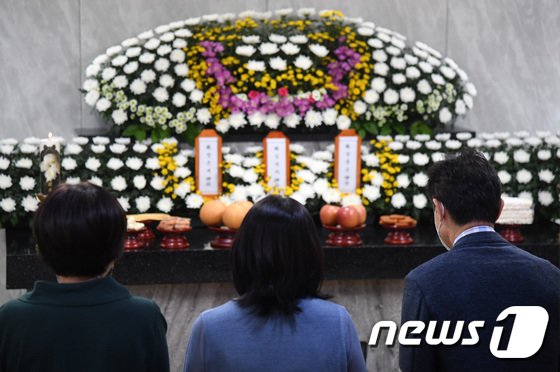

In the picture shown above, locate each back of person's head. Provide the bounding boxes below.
[33,182,126,277]
[232,195,325,316]
[427,149,502,225]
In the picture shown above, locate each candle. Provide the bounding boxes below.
[39,132,61,194]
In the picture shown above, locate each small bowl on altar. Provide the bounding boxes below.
[157,217,192,250]
[124,220,148,252]
[323,224,366,247]
[379,215,417,245]
[207,226,238,249]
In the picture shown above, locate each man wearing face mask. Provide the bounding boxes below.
[399,149,560,372]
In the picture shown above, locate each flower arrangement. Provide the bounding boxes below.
[82,8,476,142]
[1,131,558,228]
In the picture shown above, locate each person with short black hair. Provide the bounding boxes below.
[0,183,170,372]
[183,195,366,372]
[399,149,560,372]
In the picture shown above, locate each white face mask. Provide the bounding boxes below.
[434,203,451,250]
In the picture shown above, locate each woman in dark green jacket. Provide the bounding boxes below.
[0,183,169,372]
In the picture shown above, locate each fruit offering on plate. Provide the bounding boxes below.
[199,200,228,227]
[379,214,417,228]
[320,204,367,229]
[126,217,145,231]
[157,217,191,231]
[222,201,253,230]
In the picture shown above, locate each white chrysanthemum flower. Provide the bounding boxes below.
[0,157,9,170]
[294,55,313,70]
[123,157,142,171]
[392,74,406,85]
[90,144,105,154]
[229,113,247,129]
[116,197,129,212]
[108,143,126,154]
[391,192,407,209]
[439,107,452,123]
[413,194,428,209]
[424,140,441,150]
[131,143,147,154]
[194,108,211,124]
[357,27,374,37]
[405,140,420,150]
[189,89,203,102]
[123,61,139,75]
[537,169,554,184]
[367,38,384,49]
[186,193,203,209]
[20,195,39,212]
[216,119,230,133]
[140,69,156,84]
[370,78,386,94]
[151,87,168,103]
[336,115,351,130]
[0,197,16,212]
[497,170,511,184]
[455,132,472,141]
[353,100,367,115]
[82,79,99,92]
[445,140,462,150]
[309,44,329,57]
[242,169,259,184]
[107,158,124,171]
[174,167,191,179]
[465,82,477,96]
[174,64,189,77]
[60,157,76,171]
[269,57,287,71]
[374,62,389,76]
[431,73,445,85]
[145,157,160,170]
[144,38,161,50]
[85,90,100,106]
[85,63,100,77]
[275,8,293,16]
[362,184,380,202]
[269,33,287,44]
[88,176,102,187]
[320,108,337,126]
[159,74,174,88]
[505,137,523,147]
[383,89,399,105]
[259,42,279,55]
[280,43,300,55]
[284,113,301,128]
[322,188,341,204]
[155,197,172,213]
[157,44,172,56]
[363,154,379,167]
[18,176,35,191]
[404,53,418,64]
[390,57,406,70]
[134,196,150,213]
[95,98,111,112]
[386,46,402,56]
[85,157,101,172]
[513,149,531,163]
[536,149,551,161]
[416,79,432,95]
[538,191,554,206]
[372,50,388,62]
[241,35,260,44]
[516,169,532,184]
[404,66,421,80]
[111,176,126,191]
[129,79,147,95]
[413,153,430,166]
[264,114,280,129]
[101,67,117,81]
[310,179,328,195]
[171,92,186,108]
[341,194,361,207]
[180,79,195,92]
[396,173,410,188]
[304,110,322,128]
[236,45,256,57]
[388,141,403,151]
[361,89,379,105]
[246,111,264,127]
[139,52,156,64]
[412,172,429,187]
[111,109,127,125]
[493,152,509,165]
[150,176,166,191]
[125,47,142,59]
[400,87,415,102]
[169,50,186,65]
[418,61,433,74]
[111,55,127,67]
[131,175,146,190]
[289,35,308,44]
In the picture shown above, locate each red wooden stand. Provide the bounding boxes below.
[138,221,156,246]
[323,225,365,247]
[498,224,524,243]
[208,226,237,249]
[124,227,147,252]
[157,226,192,250]
[381,224,415,245]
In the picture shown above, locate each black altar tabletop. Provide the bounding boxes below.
[5,223,559,289]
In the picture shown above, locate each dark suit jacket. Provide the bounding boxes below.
[400,231,560,372]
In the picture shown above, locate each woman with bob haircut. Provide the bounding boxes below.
[183,195,366,372]
[0,182,169,372]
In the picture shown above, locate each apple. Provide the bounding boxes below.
[351,204,367,225]
[337,206,361,229]
[320,205,340,226]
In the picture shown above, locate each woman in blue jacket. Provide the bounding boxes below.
[183,195,366,372]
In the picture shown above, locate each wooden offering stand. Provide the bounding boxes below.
[208,226,237,249]
[381,224,415,245]
[498,224,524,243]
[323,224,365,247]
[137,221,156,246]
[124,227,147,252]
[157,225,192,250]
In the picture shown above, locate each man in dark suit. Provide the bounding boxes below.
[399,149,560,372]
